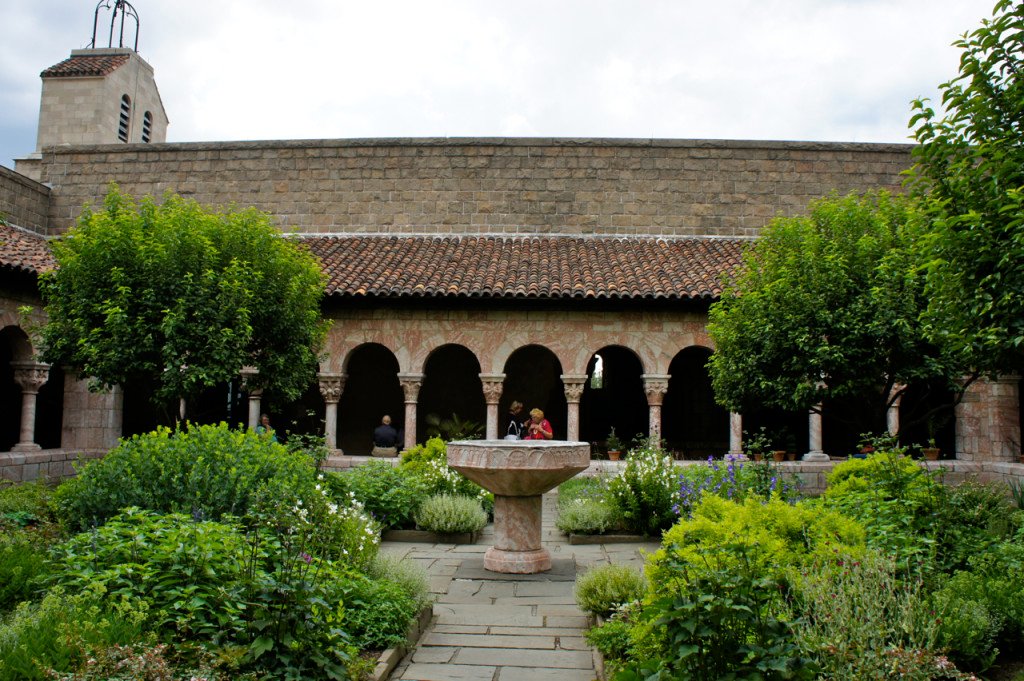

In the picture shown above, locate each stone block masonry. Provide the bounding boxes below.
[0,166,50,233]
[36,137,912,237]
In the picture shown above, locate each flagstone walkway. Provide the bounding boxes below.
[379,493,659,681]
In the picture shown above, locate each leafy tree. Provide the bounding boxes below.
[707,192,963,434]
[39,186,329,418]
[909,0,1024,374]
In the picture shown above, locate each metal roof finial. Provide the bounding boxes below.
[90,0,140,51]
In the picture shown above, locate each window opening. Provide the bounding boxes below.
[141,111,152,143]
[118,94,131,142]
[590,354,604,389]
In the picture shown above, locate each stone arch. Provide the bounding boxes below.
[501,344,567,440]
[417,344,485,442]
[337,343,403,456]
[579,345,647,448]
[663,346,728,458]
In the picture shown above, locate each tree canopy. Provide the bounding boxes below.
[39,187,329,415]
[706,192,962,434]
[909,0,1024,374]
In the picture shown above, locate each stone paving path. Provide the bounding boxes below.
[380,493,659,681]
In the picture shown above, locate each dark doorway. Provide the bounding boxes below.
[338,344,403,456]
[35,365,64,449]
[418,344,485,442]
[899,380,957,458]
[501,345,567,440]
[741,406,808,459]
[822,394,886,457]
[580,346,646,449]
[0,330,24,451]
[663,347,728,458]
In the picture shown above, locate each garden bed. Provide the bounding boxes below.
[568,532,649,545]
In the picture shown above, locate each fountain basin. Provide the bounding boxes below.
[448,439,590,573]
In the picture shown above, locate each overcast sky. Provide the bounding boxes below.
[0,1,996,170]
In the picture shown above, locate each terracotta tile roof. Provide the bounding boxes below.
[305,235,745,300]
[0,223,55,276]
[41,54,130,78]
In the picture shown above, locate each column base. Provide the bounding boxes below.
[484,546,551,574]
[802,451,830,462]
[11,442,41,452]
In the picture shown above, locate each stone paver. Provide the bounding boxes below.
[386,492,660,681]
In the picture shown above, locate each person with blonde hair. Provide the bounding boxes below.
[525,408,553,440]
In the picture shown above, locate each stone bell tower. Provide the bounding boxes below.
[16,0,168,181]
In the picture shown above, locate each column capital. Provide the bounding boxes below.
[561,374,588,403]
[397,372,426,402]
[317,372,347,404]
[11,360,50,394]
[479,373,506,405]
[641,374,670,406]
[239,365,263,396]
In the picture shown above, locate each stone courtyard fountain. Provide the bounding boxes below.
[447,439,590,573]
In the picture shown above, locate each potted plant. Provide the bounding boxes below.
[606,427,624,461]
[743,427,772,462]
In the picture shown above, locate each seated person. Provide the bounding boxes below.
[371,415,400,457]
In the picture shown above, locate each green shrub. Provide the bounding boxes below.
[647,495,866,589]
[617,544,815,680]
[585,610,635,665]
[931,480,1022,573]
[414,494,488,534]
[0,529,52,612]
[327,461,428,529]
[48,505,371,680]
[335,575,418,650]
[792,550,974,680]
[820,450,944,569]
[556,498,616,535]
[574,564,645,617]
[0,478,54,518]
[367,553,432,612]
[399,437,493,510]
[933,580,1002,672]
[0,587,147,681]
[605,445,679,535]
[53,423,319,529]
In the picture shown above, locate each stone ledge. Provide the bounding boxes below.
[568,533,649,545]
[383,528,481,545]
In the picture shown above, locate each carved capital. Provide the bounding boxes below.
[11,361,50,394]
[560,374,587,403]
[317,372,347,404]
[642,374,670,406]
[481,381,504,404]
[397,372,425,402]
[240,366,262,396]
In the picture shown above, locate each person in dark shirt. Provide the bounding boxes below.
[372,415,399,457]
[506,400,525,439]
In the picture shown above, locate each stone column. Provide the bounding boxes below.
[61,370,122,451]
[239,366,262,430]
[11,361,50,452]
[398,372,425,452]
[480,373,506,440]
[887,384,905,436]
[642,374,670,443]
[803,405,829,461]
[317,372,346,450]
[561,374,587,442]
[729,412,744,457]
[955,374,1021,462]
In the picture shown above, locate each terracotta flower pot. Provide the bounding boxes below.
[923,447,940,461]
[772,450,786,462]
[786,451,797,461]
[608,450,621,461]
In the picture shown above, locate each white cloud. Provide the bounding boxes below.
[0,0,997,166]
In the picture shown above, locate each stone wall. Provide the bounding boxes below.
[36,138,911,236]
[0,166,50,233]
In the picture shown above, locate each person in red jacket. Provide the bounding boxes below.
[525,408,553,440]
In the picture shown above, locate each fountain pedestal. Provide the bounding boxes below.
[448,440,590,574]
